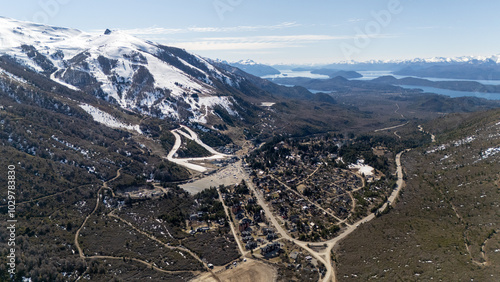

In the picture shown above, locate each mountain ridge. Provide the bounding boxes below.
[227,59,281,77]
[0,17,256,125]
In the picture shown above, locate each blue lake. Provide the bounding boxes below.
[263,70,500,100]
[263,70,329,79]
[354,71,500,85]
[399,85,500,100]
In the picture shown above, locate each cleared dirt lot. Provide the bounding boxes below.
[191,259,277,282]
[180,161,245,195]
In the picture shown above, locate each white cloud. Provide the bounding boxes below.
[163,34,398,51]
[170,41,296,51]
[348,18,365,23]
[110,20,398,53]
[200,35,354,42]
[407,26,442,30]
[121,27,184,35]
[120,22,300,36]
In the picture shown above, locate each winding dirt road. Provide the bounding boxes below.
[418,124,436,143]
[74,168,122,259]
[73,167,221,281]
[374,122,409,132]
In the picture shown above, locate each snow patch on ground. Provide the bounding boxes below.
[348,160,375,176]
[261,102,276,107]
[195,54,237,86]
[189,96,237,124]
[440,155,450,161]
[454,136,475,147]
[481,146,500,159]
[158,101,180,120]
[140,50,212,97]
[79,104,142,134]
[51,135,92,157]
[200,96,236,114]
[426,144,447,154]
[0,68,28,84]
[427,134,485,155]
[50,71,79,91]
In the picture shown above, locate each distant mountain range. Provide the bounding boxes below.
[227,59,280,77]
[211,54,500,81]
[334,54,500,65]
[272,55,500,80]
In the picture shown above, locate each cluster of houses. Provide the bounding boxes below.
[188,209,226,235]
[212,155,239,168]
[189,211,205,222]
[251,174,345,237]
[189,226,210,235]
[239,218,252,232]
[245,241,258,250]
[260,242,282,257]
[242,230,257,250]
[248,147,365,239]
[220,183,286,252]
[288,251,319,272]
[262,228,277,241]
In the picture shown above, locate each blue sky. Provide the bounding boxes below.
[2,0,500,64]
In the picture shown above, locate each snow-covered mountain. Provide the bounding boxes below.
[403,55,500,64]
[235,59,259,66]
[228,59,280,77]
[309,53,500,79]
[0,17,244,123]
[330,54,500,66]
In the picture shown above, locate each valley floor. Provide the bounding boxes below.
[162,125,414,282]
